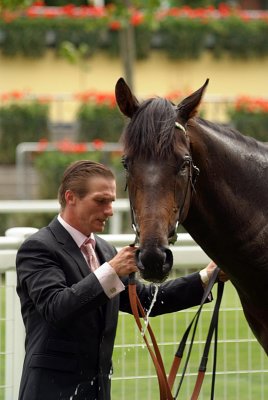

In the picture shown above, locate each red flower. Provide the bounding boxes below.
[10,90,24,100]
[166,91,182,101]
[2,10,17,23]
[235,96,268,114]
[74,143,88,153]
[131,11,144,26]
[37,95,52,104]
[0,93,10,101]
[109,20,121,31]
[218,3,231,17]
[56,139,88,153]
[43,7,60,18]
[37,138,49,152]
[57,138,75,152]
[62,5,76,17]
[92,139,105,150]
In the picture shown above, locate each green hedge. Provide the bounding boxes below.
[76,103,125,142]
[34,149,126,198]
[228,109,268,142]
[0,18,106,58]
[227,97,268,142]
[0,99,125,164]
[209,17,268,60]
[1,98,268,165]
[0,102,49,163]
[1,8,268,60]
[157,17,209,60]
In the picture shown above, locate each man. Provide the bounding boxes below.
[16,160,225,400]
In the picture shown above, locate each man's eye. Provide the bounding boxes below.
[97,199,111,205]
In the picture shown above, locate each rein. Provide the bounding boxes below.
[128,268,224,400]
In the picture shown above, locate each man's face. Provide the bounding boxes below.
[65,176,116,236]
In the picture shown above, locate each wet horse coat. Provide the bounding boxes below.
[115,78,268,355]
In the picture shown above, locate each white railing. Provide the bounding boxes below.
[1,228,268,400]
[0,198,130,235]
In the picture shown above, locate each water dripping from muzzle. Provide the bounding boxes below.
[135,247,173,283]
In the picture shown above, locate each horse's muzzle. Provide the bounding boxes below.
[135,246,173,283]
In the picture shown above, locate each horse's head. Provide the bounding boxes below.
[115,78,208,282]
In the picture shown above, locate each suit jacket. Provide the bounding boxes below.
[16,217,206,400]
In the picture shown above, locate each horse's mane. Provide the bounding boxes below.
[121,98,268,159]
[195,117,244,139]
[121,97,179,159]
[196,117,267,150]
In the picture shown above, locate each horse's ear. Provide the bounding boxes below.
[176,79,209,122]
[115,77,139,118]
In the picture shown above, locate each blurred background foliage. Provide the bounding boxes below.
[77,102,125,142]
[0,0,268,233]
[1,2,268,60]
[1,91,267,233]
[0,93,267,167]
[0,102,49,163]
[34,148,125,198]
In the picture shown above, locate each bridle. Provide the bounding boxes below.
[125,121,224,399]
[123,121,200,246]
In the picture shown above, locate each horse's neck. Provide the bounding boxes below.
[191,120,268,201]
[185,120,268,257]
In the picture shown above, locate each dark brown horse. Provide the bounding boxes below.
[115,77,268,355]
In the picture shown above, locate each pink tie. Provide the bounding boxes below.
[81,238,99,271]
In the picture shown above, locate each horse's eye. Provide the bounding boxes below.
[178,163,187,174]
[122,156,129,170]
[178,156,191,174]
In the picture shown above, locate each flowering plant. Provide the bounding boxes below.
[0,101,49,163]
[1,3,268,60]
[228,96,268,142]
[233,96,268,114]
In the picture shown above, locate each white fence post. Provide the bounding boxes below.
[4,227,38,400]
[5,271,25,400]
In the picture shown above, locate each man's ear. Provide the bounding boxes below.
[65,190,76,205]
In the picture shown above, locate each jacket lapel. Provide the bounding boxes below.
[94,237,120,325]
[48,217,90,278]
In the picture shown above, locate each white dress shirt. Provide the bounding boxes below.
[57,215,125,298]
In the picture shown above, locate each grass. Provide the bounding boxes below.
[112,282,268,400]
[0,275,267,400]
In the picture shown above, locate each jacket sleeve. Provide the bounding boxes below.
[16,238,109,327]
[119,272,211,316]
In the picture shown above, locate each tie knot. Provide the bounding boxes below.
[83,237,95,249]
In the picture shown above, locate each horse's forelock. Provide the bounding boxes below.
[122,97,179,159]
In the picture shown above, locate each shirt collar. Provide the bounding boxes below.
[57,214,95,248]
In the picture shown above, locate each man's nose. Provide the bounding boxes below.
[104,203,113,216]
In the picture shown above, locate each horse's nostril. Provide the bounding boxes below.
[164,248,173,266]
[135,246,173,282]
[135,249,144,272]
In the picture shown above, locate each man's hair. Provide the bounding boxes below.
[58,160,115,209]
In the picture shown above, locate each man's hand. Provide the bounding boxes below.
[200,260,229,286]
[109,246,139,277]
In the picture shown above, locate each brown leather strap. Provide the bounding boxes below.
[129,282,174,400]
[167,356,181,390]
[128,271,224,400]
[191,371,205,400]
